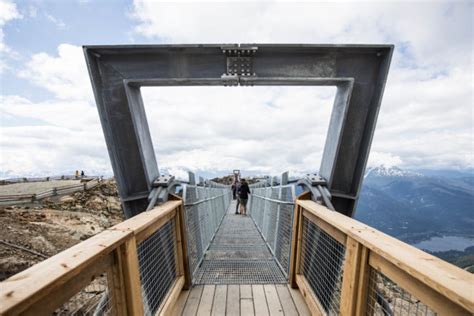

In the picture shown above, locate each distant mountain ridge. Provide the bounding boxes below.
[356,165,474,244]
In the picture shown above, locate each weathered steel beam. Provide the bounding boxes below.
[84,44,393,217]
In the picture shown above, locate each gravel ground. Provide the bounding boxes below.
[0,180,80,195]
[0,180,124,281]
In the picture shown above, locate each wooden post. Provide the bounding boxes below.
[355,247,370,316]
[119,236,144,316]
[340,237,364,316]
[289,204,301,288]
[107,249,128,316]
[289,190,311,288]
[169,194,191,290]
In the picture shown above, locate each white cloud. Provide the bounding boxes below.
[0,95,110,177]
[0,0,22,72]
[45,13,66,30]
[141,86,336,176]
[0,0,21,26]
[368,152,402,169]
[1,45,108,178]
[128,0,473,173]
[19,44,93,101]
[1,1,472,178]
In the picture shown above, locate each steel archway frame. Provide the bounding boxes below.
[84,44,393,218]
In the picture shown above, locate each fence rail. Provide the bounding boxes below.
[248,184,296,277]
[290,196,474,316]
[0,175,101,184]
[0,179,100,206]
[0,198,190,316]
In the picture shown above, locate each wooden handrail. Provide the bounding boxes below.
[0,199,189,316]
[291,199,474,315]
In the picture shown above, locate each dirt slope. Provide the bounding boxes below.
[0,180,124,281]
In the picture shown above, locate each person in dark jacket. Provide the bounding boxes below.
[238,178,251,215]
[235,181,241,214]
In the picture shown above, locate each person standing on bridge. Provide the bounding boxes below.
[235,180,241,214]
[239,178,251,216]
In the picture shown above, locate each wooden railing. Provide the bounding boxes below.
[0,196,190,316]
[289,194,474,316]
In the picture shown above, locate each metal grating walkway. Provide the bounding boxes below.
[194,200,287,284]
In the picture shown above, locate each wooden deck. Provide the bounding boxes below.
[172,284,310,316]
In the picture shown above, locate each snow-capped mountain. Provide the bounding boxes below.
[365,165,423,179]
[357,166,473,244]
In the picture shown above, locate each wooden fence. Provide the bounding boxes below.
[0,179,100,206]
[289,193,474,315]
[0,197,190,316]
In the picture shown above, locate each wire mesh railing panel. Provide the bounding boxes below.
[300,216,345,316]
[275,202,293,274]
[183,185,231,281]
[185,204,203,275]
[54,275,113,315]
[274,185,294,275]
[367,269,437,316]
[249,184,296,278]
[137,219,177,315]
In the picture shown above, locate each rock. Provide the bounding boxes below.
[59,196,74,203]
[80,234,90,241]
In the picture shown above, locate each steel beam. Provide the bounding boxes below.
[84,44,393,217]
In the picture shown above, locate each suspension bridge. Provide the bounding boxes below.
[0,45,473,316]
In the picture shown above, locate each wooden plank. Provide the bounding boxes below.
[340,237,362,315]
[0,229,131,315]
[174,214,184,276]
[241,299,255,316]
[240,284,252,299]
[275,284,298,316]
[369,253,471,315]
[263,285,283,315]
[112,200,182,242]
[212,285,227,316]
[227,284,240,316]
[355,247,370,316]
[297,199,474,313]
[182,285,203,316]
[178,203,192,289]
[158,276,185,316]
[294,206,304,276]
[303,209,346,245]
[171,289,190,316]
[18,255,112,316]
[135,208,177,242]
[252,285,269,316]
[286,285,311,316]
[289,191,310,288]
[295,275,324,316]
[197,285,215,316]
[119,236,144,316]
[289,204,301,288]
[107,250,127,316]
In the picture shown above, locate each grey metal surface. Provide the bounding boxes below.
[194,260,287,285]
[193,200,287,284]
[84,44,393,217]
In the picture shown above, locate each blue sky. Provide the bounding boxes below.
[0,0,472,179]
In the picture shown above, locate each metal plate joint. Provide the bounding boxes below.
[153,175,175,187]
[222,46,258,78]
[305,173,327,186]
